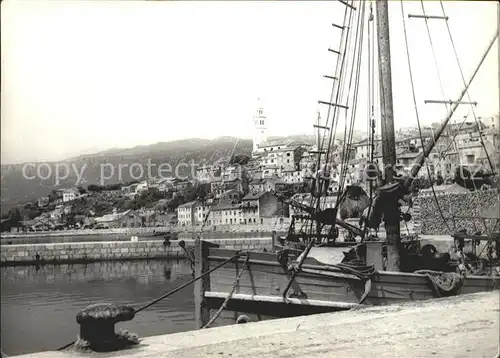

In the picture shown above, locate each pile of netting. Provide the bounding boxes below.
[415,270,465,297]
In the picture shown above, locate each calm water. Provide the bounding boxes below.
[1,259,201,356]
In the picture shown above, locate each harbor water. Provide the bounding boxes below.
[1,259,198,356]
[1,232,278,356]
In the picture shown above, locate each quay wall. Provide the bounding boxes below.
[1,223,290,239]
[414,189,499,235]
[0,238,273,266]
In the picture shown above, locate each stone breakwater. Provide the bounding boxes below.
[0,238,273,266]
[415,189,499,235]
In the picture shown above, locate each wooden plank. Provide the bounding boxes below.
[205,292,361,309]
[204,296,350,317]
[211,263,362,292]
[211,276,357,301]
[194,239,211,328]
[209,256,361,277]
[211,265,363,303]
[209,248,321,266]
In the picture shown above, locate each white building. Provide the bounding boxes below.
[194,202,212,225]
[57,188,78,203]
[177,201,197,227]
[136,180,148,193]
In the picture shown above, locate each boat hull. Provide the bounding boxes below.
[203,248,500,319]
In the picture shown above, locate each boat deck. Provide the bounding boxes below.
[13,291,499,358]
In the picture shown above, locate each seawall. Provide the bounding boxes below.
[0,238,272,266]
[1,224,290,239]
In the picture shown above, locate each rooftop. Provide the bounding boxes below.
[242,192,268,200]
[95,210,131,223]
[177,201,198,208]
[212,203,242,210]
[398,150,421,159]
[256,140,289,148]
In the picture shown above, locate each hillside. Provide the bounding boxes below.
[0,137,252,213]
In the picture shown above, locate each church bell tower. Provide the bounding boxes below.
[252,98,268,154]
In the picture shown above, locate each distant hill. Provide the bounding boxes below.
[0,137,252,213]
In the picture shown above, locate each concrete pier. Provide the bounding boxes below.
[0,238,272,266]
[12,291,499,357]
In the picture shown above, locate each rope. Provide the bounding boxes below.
[403,107,473,217]
[439,1,495,175]
[335,259,375,280]
[364,1,376,240]
[312,2,354,218]
[135,253,242,314]
[419,0,449,157]
[56,252,243,351]
[202,253,250,329]
[339,3,365,195]
[400,1,454,235]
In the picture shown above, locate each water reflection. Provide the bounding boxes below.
[1,259,195,356]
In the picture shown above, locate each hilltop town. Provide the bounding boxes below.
[1,103,498,234]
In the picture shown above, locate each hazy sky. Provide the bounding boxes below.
[1,0,498,164]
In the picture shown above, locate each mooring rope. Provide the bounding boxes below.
[57,252,243,351]
[135,253,243,314]
[202,253,250,329]
[335,259,376,280]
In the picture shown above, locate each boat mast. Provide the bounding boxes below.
[375,0,397,184]
[375,0,401,267]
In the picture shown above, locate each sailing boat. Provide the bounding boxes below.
[191,0,500,324]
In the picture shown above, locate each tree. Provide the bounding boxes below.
[167,195,185,210]
[195,183,210,202]
[27,210,41,220]
[10,209,22,231]
[230,154,251,166]
[77,186,87,194]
